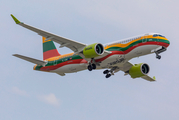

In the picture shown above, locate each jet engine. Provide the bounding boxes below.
[83,43,104,58]
[129,63,150,78]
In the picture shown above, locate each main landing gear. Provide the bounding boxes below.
[103,67,118,78]
[103,70,111,78]
[87,63,96,71]
[87,58,97,71]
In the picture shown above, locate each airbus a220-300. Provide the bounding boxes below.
[11,14,170,81]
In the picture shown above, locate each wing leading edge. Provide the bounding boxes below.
[11,14,111,60]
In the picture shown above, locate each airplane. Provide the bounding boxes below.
[11,14,170,81]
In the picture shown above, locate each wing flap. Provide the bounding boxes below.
[141,75,156,82]
[13,54,47,66]
[120,62,133,72]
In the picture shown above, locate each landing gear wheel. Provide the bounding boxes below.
[156,55,161,59]
[105,74,111,78]
[103,70,109,74]
[88,65,93,71]
[92,64,96,69]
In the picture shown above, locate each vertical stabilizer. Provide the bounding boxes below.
[43,37,60,60]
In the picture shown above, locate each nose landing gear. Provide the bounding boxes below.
[156,54,161,59]
[155,51,161,59]
[154,46,167,60]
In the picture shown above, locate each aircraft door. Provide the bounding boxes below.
[142,35,147,43]
[54,60,57,66]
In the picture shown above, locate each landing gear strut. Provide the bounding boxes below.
[155,52,161,59]
[154,46,167,60]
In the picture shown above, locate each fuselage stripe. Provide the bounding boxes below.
[34,37,170,71]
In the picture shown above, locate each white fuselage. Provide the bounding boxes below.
[52,43,160,74]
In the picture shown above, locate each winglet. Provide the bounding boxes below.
[11,14,21,24]
[153,76,156,80]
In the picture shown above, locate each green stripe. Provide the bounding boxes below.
[106,38,169,51]
[43,41,56,53]
[35,38,169,70]
[35,54,83,70]
[106,40,142,51]
[159,39,170,44]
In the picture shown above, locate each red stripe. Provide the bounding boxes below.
[96,42,169,62]
[40,59,87,71]
[40,42,169,71]
[43,49,61,60]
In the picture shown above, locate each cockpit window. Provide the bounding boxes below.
[159,35,165,38]
[153,34,165,38]
[153,34,158,37]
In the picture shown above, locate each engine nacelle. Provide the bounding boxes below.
[129,63,150,78]
[83,43,104,58]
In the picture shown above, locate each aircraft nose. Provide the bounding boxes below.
[166,39,170,47]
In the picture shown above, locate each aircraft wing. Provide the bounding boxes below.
[13,54,47,66]
[11,14,86,52]
[120,62,156,82]
[120,62,133,72]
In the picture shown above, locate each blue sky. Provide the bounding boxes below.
[1,0,179,120]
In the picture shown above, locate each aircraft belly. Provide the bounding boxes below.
[125,45,159,59]
[52,45,161,73]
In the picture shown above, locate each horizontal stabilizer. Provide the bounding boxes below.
[13,54,47,66]
[141,75,156,82]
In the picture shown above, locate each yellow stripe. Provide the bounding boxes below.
[46,53,74,61]
[43,35,169,61]
[105,37,140,49]
[104,35,168,49]
[33,65,37,70]
[42,37,51,43]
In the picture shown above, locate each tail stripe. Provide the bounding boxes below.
[43,41,57,53]
[42,37,60,60]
